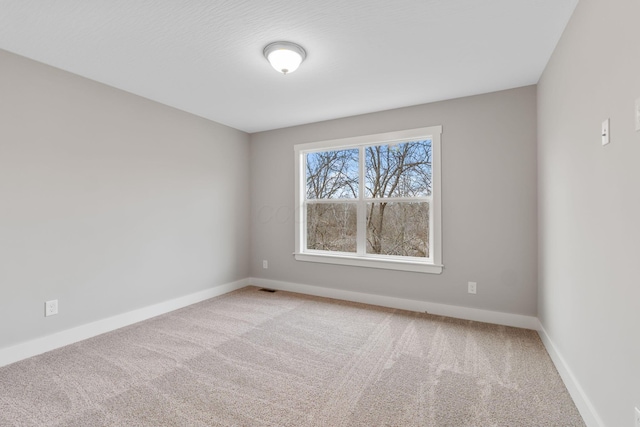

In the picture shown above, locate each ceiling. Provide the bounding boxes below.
[0,0,578,133]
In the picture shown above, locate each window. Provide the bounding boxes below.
[294,126,442,274]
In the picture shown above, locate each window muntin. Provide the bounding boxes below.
[294,126,442,274]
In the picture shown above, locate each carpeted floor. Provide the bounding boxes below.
[0,286,584,426]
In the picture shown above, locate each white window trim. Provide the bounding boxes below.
[294,126,443,274]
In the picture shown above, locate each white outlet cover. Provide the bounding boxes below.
[468,282,477,294]
[45,299,58,317]
[634,406,640,427]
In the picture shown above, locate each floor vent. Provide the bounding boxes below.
[259,288,277,293]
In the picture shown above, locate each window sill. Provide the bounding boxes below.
[293,252,443,274]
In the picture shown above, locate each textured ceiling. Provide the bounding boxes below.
[0,0,578,133]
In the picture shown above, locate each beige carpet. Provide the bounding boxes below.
[0,286,584,426]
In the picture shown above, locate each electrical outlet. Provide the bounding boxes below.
[634,406,640,427]
[45,300,58,317]
[468,282,477,294]
[262,260,268,269]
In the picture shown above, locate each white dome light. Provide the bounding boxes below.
[263,41,307,75]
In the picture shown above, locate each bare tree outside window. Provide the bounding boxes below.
[305,141,431,257]
[305,149,358,251]
[306,203,357,252]
[365,140,431,256]
[306,149,358,199]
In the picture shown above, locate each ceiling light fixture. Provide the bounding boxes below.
[263,41,306,75]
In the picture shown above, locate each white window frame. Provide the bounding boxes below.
[294,125,443,274]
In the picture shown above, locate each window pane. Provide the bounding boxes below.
[306,203,357,253]
[306,149,359,199]
[366,202,429,257]
[365,140,432,198]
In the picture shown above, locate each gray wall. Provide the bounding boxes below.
[537,0,640,425]
[250,86,538,316]
[0,49,250,349]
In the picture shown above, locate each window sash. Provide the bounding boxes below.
[304,200,433,261]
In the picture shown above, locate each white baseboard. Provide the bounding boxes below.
[537,323,604,427]
[3,275,597,426]
[249,277,539,330]
[0,278,249,368]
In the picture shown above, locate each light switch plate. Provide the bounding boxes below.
[635,98,640,131]
[602,119,610,145]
